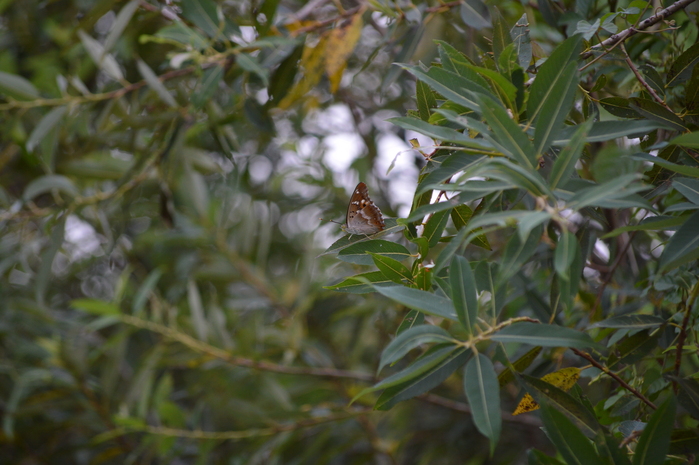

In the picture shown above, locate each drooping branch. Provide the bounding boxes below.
[581,0,698,59]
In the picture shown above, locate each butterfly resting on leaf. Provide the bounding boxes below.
[341,182,385,237]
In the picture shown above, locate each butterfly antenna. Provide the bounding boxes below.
[319,218,343,226]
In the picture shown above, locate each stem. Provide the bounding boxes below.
[580,0,698,59]
[620,43,673,112]
[572,348,657,410]
[673,280,699,379]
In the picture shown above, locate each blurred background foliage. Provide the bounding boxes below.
[1,0,699,463]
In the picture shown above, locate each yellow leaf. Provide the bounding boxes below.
[324,14,363,93]
[512,367,580,415]
[277,37,327,110]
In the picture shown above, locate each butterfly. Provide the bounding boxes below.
[342,182,385,236]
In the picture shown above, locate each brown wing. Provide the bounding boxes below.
[346,182,369,224]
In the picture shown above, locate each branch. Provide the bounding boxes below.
[113,407,372,440]
[620,43,673,112]
[572,349,657,410]
[673,280,699,378]
[581,0,698,59]
[120,314,377,382]
[419,393,543,426]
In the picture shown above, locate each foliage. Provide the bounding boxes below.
[2,0,699,464]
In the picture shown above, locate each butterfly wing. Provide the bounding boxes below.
[344,182,385,235]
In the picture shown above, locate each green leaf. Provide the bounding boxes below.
[533,61,579,156]
[152,22,209,50]
[26,106,67,153]
[549,120,592,190]
[519,374,600,437]
[601,215,686,239]
[527,450,566,465]
[71,298,121,316]
[417,153,488,194]
[324,271,393,294]
[673,178,699,205]
[599,97,640,119]
[554,231,577,281]
[629,98,687,132]
[632,152,699,178]
[575,19,600,40]
[416,80,437,121]
[450,256,478,334]
[103,0,140,53]
[497,224,542,284]
[388,116,491,148]
[0,70,40,100]
[132,268,164,315]
[22,174,78,201]
[539,402,601,464]
[403,65,492,112]
[379,325,454,372]
[667,42,699,87]
[452,205,490,250]
[567,174,646,209]
[478,96,537,169]
[492,9,511,61]
[137,60,177,107]
[459,0,491,30]
[464,354,501,450]
[553,120,675,146]
[237,53,269,86]
[373,285,458,321]
[371,253,413,284]
[181,0,237,38]
[192,65,224,109]
[659,210,699,272]
[528,35,582,127]
[667,376,699,420]
[374,347,470,410]
[497,346,542,388]
[590,314,665,330]
[397,310,425,334]
[423,209,451,247]
[78,30,124,81]
[491,323,596,349]
[632,397,675,465]
[338,240,411,265]
[510,14,532,70]
[35,216,66,306]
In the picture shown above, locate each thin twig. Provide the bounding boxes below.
[116,407,372,440]
[673,281,699,379]
[590,230,639,318]
[572,349,657,410]
[120,314,377,382]
[580,0,698,59]
[290,6,362,36]
[425,1,462,13]
[620,43,673,112]
[419,393,543,426]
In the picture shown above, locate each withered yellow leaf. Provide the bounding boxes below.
[512,367,580,415]
[325,14,363,93]
[278,36,328,110]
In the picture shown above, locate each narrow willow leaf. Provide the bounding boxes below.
[631,152,699,178]
[26,106,67,153]
[497,346,542,387]
[553,120,675,146]
[132,268,164,315]
[338,240,411,265]
[379,325,454,372]
[423,209,451,247]
[78,30,124,81]
[590,314,665,330]
[510,14,532,70]
[388,116,490,148]
[450,256,478,334]
[632,397,675,465]
[491,322,596,349]
[554,231,577,281]
[602,215,686,239]
[416,80,436,121]
[497,224,542,284]
[0,70,40,100]
[519,374,600,436]
[324,271,393,294]
[492,9,511,61]
[539,402,601,464]
[71,298,121,315]
[460,0,491,30]
[373,285,458,321]
[629,97,687,131]
[527,35,582,125]
[667,42,699,87]
[514,367,580,415]
[371,253,413,284]
[22,174,78,201]
[375,347,470,410]
[549,119,592,190]
[137,60,177,107]
[659,210,699,272]
[397,310,425,335]
[35,217,66,306]
[533,61,578,155]
[464,354,501,451]
[667,376,699,420]
[478,96,537,169]
[673,177,699,205]
[103,0,140,53]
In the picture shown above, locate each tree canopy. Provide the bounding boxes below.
[3,0,699,463]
